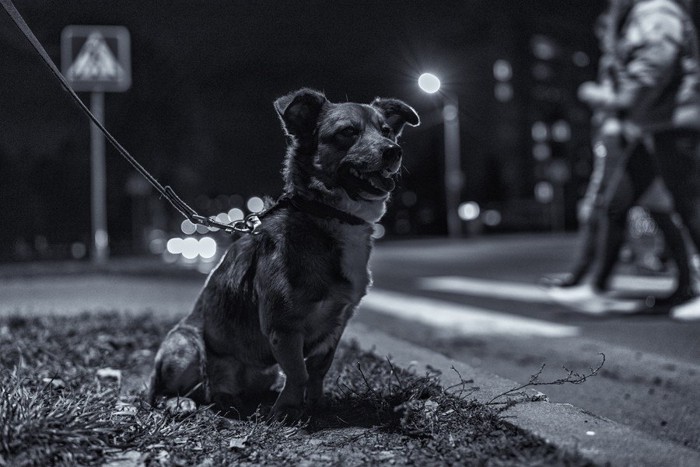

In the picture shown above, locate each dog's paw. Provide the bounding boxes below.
[306,381,324,408]
[268,403,305,424]
[306,397,329,417]
[164,397,197,416]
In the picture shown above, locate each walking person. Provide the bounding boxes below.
[574,0,700,317]
[546,1,695,310]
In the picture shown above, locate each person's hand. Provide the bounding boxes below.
[578,81,615,108]
[577,198,593,224]
[600,117,622,137]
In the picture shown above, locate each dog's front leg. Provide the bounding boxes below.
[305,346,337,409]
[305,332,343,408]
[268,329,308,422]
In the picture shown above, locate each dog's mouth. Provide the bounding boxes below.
[339,166,396,200]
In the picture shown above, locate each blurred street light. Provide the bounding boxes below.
[418,73,441,94]
[419,72,463,238]
[458,201,480,221]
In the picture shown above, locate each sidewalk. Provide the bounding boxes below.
[344,322,700,467]
[0,256,204,280]
[2,257,699,465]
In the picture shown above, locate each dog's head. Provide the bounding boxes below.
[274,88,420,223]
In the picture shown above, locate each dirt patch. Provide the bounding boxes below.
[0,312,596,466]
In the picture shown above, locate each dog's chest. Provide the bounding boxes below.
[307,227,370,321]
[302,226,371,355]
[337,225,372,297]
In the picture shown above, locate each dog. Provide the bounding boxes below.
[148,88,419,422]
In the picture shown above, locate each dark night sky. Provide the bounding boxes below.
[1,0,618,258]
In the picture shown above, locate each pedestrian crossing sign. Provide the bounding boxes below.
[61,25,131,92]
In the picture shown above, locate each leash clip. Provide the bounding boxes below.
[227,214,262,235]
[244,214,262,235]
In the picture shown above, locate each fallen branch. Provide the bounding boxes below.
[487,353,606,406]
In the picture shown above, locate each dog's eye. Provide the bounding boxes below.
[381,125,394,137]
[339,126,360,138]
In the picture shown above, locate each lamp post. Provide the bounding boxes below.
[418,73,463,238]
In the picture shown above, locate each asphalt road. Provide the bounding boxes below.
[357,233,700,453]
[1,232,699,453]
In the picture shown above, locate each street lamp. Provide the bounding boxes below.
[418,73,463,238]
[418,72,441,94]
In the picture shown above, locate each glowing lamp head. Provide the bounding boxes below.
[418,73,441,94]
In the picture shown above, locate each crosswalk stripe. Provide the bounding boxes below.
[418,275,674,304]
[419,276,550,303]
[361,288,579,337]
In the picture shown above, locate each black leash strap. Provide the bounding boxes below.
[0,0,253,234]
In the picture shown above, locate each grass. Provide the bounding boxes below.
[0,312,596,466]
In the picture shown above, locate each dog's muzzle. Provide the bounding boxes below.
[339,145,402,200]
[382,145,402,175]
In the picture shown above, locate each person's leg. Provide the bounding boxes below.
[590,140,656,291]
[650,130,700,317]
[548,131,623,287]
[648,210,694,301]
[653,130,700,252]
[561,213,600,286]
[545,202,601,287]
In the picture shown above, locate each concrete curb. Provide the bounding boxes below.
[343,322,700,467]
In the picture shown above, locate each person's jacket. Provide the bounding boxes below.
[611,0,700,131]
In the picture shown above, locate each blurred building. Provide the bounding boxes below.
[388,2,603,237]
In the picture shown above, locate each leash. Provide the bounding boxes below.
[0,0,260,235]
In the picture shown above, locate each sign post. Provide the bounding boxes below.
[61,25,131,263]
[442,91,463,238]
[89,91,107,262]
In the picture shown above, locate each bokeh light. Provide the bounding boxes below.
[458,202,481,221]
[167,237,184,255]
[228,207,244,221]
[372,224,386,239]
[247,196,265,213]
[198,237,217,259]
[180,219,196,235]
[418,73,441,94]
[181,237,199,260]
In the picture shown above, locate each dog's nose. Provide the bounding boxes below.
[382,145,403,166]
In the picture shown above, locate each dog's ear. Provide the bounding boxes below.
[371,98,420,137]
[274,88,328,137]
